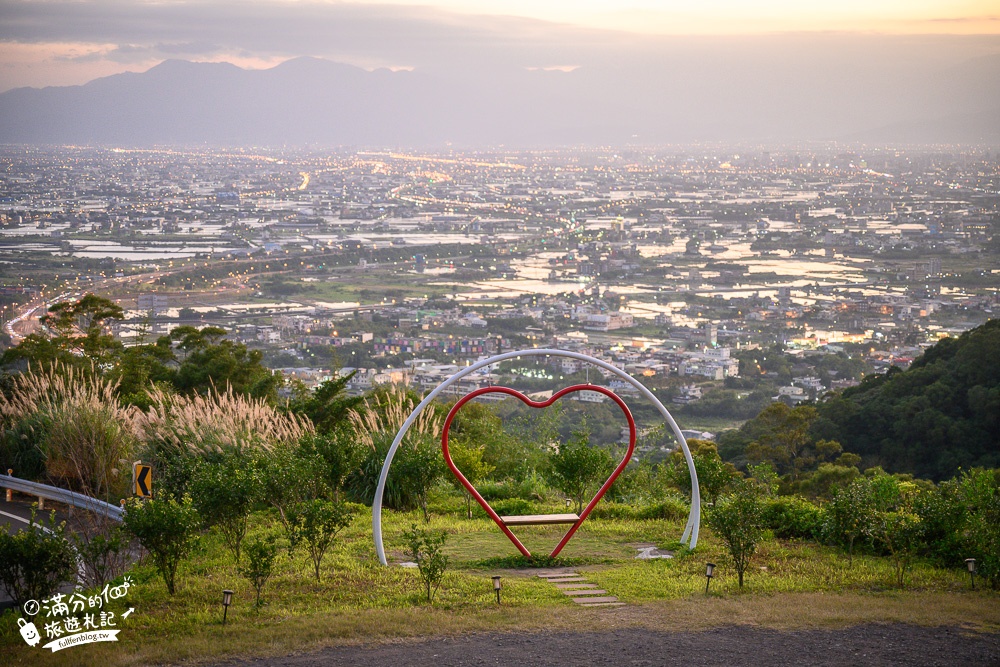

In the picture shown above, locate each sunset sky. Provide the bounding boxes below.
[1,0,999,91]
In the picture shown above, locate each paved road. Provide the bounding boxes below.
[0,496,83,611]
[207,625,1000,667]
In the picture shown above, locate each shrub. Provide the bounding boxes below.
[547,427,614,514]
[761,496,825,540]
[122,495,200,595]
[403,523,449,603]
[189,451,264,562]
[285,499,353,581]
[239,535,279,607]
[636,497,690,521]
[957,468,1000,589]
[822,476,881,563]
[706,481,765,589]
[344,387,443,511]
[0,509,77,607]
[473,497,534,519]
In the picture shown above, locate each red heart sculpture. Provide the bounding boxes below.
[441,384,636,559]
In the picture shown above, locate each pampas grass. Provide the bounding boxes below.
[136,384,313,455]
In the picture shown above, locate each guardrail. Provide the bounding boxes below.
[0,472,123,522]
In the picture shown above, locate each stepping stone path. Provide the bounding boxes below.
[534,569,625,608]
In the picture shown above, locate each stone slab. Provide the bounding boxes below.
[571,596,619,604]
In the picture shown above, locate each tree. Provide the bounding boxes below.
[447,440,494,519]
[744,403,818,478]
[189,452,263,563]
[239,535,279,607]
[403,523,449,603]
[289,374,362,434]
[40,293,124,363]
[170,326,281,400]
[298,431,365,502]
[665,439,739,505]
[547,425,615,515]
[397,433,446,522]
[2,294,124,370]
[0,509,76,607]
[957,468,1000,589]
[122,495,200,595]
[285,499,353,581]
[705,480,764,589]
[876,507,923,588]
[823,476,879,564]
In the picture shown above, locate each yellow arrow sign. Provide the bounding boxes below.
[134,464,152,498]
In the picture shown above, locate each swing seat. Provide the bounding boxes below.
[500,513,580,526]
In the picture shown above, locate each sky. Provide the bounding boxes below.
[1,0,999,92]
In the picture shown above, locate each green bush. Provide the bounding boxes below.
[189,451,264,563]
[636,497,690,521]
[706,481,765,589]
[761,496,825,540]
[285,499,354,582]
[239,535,279,607]
[477,472,549,503]
[403,523,449,604]
[0,509,77,607]
[473,497,534,518]
[122,495,200,595]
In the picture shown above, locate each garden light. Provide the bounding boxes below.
[222,589,234,624]
[965,559,977,590]
[492,576,502,605]
[705,563,716,594]
[565,498,572,509]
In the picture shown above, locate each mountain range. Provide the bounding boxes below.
[1,52,999,147]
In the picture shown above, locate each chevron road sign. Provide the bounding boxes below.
[133,462,152,498]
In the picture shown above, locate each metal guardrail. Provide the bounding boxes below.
[0,473,123,522]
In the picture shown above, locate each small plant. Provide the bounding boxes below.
[239,535,279,607]
[0,508,77,607]
[706,480,764,589]
[403,523,449,603]
[286,499,353,581]
[122,495,200,595]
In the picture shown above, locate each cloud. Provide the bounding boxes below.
[0,0,626,71]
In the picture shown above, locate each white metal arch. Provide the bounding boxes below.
[372,349,701,565]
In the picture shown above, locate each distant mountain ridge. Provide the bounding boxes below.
[1,54,999,147]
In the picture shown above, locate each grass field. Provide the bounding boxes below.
[2,501,997,667]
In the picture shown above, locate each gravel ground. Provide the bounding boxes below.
[208,624,1000,667]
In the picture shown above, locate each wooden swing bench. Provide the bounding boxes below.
[500,513,580,526]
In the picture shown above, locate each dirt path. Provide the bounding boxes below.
[208,624,1000,667]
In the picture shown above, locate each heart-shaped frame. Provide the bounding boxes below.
[442,384,636,558]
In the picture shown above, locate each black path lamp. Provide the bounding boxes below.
[565,498,572,510]
[705,563,716,594]
[222,589,234,624]
[492,576,502,605]
[965,559,977,590]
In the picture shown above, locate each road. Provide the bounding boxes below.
[0,496,87,611]
[205,625,1000,667]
